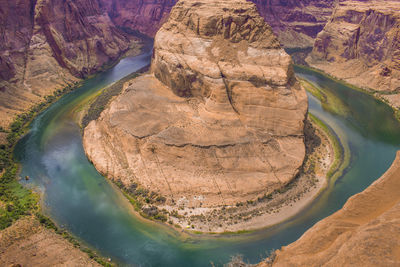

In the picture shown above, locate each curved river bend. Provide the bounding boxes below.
[14,49,400,266]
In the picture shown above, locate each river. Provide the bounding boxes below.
[14,48,400,266]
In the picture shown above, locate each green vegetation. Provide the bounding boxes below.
[35,212,114,267]
[295,64,374,95]
[296,64,400,123]
[81,67,148,128]
[0,83,82,229]
[308,113,347,179]
[0,80,116,267]
[113,179,169,223]
[0,165,39,229]
[300,78,350,117]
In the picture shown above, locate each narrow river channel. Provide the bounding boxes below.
[14,47,400,266]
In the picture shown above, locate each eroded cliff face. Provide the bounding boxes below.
[252,0,336,48]
[257,151,400,267]
[83,0,308,231]
[104,0,177,37]
[104,0,336,47]
[0,0,338,129]
[307,0,400,108]
[0,0,139,129]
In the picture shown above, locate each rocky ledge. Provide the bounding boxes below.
[83,0,308,231]
[307,0,400,108]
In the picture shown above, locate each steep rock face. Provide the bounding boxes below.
[35,0,131,77]
[258,151,400,266]
[307,0,400,107]
[84,0,307,215]
[0,0,138,129]
[104,0,336,47]
[0,0,338,129]
[105,0,177,37]
[252,0,336,47]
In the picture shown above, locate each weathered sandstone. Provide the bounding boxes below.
[0,0,139,129]
[252,0,336,48]
[307,0,400,108]
[257,151,400,266]
[104,0,177,37]
[0,0,338,129]
[105,0,336,47]
[84,0,308,230]
[0,216,101,266]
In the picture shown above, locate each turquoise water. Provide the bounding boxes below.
[14,51,400,266]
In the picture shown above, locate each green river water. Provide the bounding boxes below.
[14,48,400,266]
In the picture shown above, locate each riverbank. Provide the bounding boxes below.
[266,150,400,266]
[295,64,400,121]
[87,108,341,234]
[0,216,101,267]
[0,85,112,266]
[0,44,146,267]
[176,116,341,233]
[299,77,351,181]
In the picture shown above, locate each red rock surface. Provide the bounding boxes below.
[0,0,137,129]
[0,0,338,129]
[252,0,336,47]
[307,0,400,108]
[104,0,177,37]
[103,0,336,46]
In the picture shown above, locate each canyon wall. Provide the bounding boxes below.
[103,0,177,37]
[83,0,308,231]
[307,0,400,108]
[252,0,336,48]
[257,151,400,266]
[0,0,337,129]
[104,0,336,47]
[0,0,139,129]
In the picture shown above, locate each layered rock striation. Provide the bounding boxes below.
[105,0,337,47]
[307,0,400,107]
[252,0,336,48]
[83,0,308,226]
[0,0,139,129]
[104,0,177,37]
[258,151,400,266]
[0,0,339,129]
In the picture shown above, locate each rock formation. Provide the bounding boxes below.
[257,151,400,266]
[252,0,336,48]
[307,0,400,108]
[0,0,139,129]
[104,0,177,37]
[0,0,338,129]
[83,0,307,226]
[105,0,337,47]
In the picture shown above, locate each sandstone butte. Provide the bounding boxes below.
[307,0,400,108]
[83,0,308,229]
[255,151,400,267]
[0,0,335,132]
